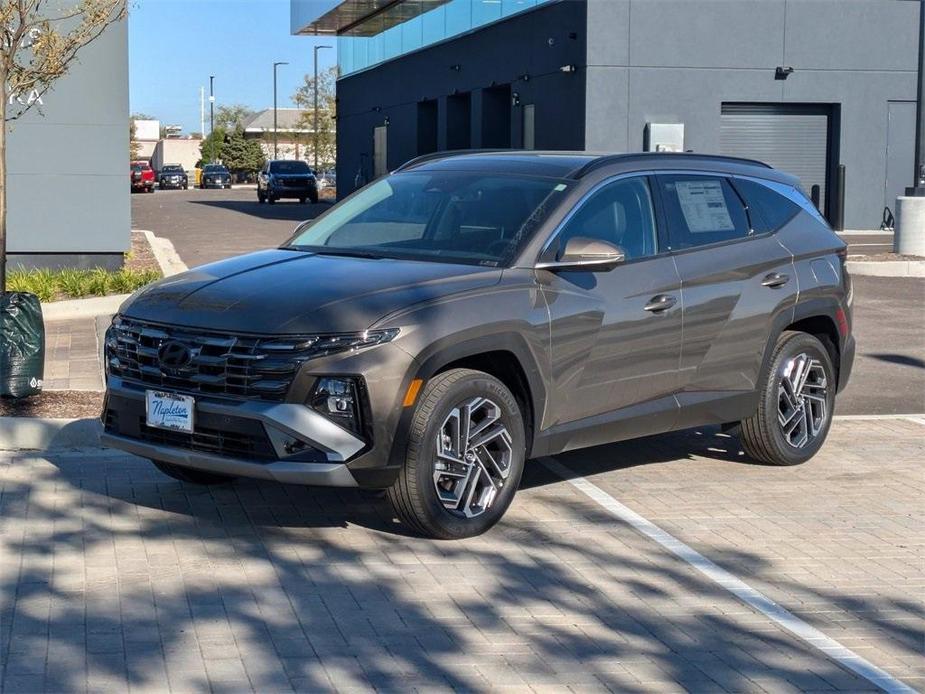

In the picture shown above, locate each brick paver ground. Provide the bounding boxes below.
[44,318,103,392]
[1,417,921,693]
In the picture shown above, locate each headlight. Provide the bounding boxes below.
[308,377,364,436]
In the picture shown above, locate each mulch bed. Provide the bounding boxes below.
[0,391,103,419]
[127,231,162,274]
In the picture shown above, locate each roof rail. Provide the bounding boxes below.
[394,149,511,172]
[572,152,772,179]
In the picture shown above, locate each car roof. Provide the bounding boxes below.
[396,150,799,186]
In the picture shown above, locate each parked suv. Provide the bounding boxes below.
[258,160,319,204]
[158,164,189,190]
[102,152,854,539]
[130,161,155,193]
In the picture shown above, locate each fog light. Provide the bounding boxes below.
[308,377,363,436]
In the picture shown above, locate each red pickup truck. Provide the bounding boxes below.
[131,161,155,193]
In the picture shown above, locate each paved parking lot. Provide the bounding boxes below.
[1,417,922,692]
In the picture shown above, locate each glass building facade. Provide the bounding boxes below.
[338,0,553,75]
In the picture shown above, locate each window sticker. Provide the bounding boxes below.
[675,180,734,233]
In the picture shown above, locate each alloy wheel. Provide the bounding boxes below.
[777,352,828,449]
[433,397,513,518]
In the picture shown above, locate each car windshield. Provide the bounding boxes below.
[204,165,228,173]
[285,172,571,266]
[162,166,182,173]
[270,161,311,174]
[131,164,147,171]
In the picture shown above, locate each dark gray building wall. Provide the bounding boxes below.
[7,11,130,270]
[335,0,587,196]
[585,0,920,230]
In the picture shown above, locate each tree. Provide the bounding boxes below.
[215,104,254,132]
[1,0,126,291]
[292,65,337,170]
[129,111,152,160]
[221,128,265,176]
[199,126,226,165]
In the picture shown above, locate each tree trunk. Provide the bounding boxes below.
[0,85,7,294]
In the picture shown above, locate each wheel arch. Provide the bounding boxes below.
[760,299,843,389]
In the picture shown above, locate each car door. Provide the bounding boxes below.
[654,172,798,403]
[539,175,683,443]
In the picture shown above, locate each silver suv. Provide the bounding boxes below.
[102,152,855,539]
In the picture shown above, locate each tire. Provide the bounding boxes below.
[387,368,526,539]
[309,191,319,204]
[299,197,307,204]
[151,460,234,485]
[739,331,836,466]
[257,191,266,204]
[267,195,276,205]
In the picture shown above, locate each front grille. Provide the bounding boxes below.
[106,318,317,401]
[104,408,276,461]
[281,177,309,187]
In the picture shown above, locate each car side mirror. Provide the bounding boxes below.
[536,236,626,272]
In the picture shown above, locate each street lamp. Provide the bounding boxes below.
[313,44,332,172]
[273,61,289,159]
[209,74,215,163]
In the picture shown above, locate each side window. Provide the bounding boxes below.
[555,177,658,260]
[732,177,802,234]
[657,175,749,249]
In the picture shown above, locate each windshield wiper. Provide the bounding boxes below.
[287,246,385,260]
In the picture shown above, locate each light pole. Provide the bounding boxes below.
[209,74,215,163]
[313,44,332,172]
[273,61,289,159]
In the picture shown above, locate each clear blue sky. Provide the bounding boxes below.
[129,0,337,134]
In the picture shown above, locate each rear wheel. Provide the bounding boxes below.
[151,460,234,485]
[739,331,836,466]
[387,369,526,539]
[257,191,266,203]
[309,190,319,204]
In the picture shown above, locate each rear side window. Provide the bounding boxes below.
[657,175,750,249]
[732,177,801,234]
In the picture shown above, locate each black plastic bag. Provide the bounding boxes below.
[0,292,45,398]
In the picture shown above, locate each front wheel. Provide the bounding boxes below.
[739,331,836,466]
[387,369,526,539]
[151,460,234,485]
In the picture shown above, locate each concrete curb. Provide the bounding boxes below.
[0,417,102,451]
[136,229,188,277]
[846,260,925,278]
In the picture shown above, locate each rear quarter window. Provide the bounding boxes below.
[732,177,802,234]
[657,174,750,249]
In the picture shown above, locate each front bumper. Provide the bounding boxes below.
[102,379,366,486]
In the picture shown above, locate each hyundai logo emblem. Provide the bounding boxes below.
[157,341,194,370]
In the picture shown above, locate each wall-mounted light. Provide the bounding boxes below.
[373,106,382,113]
[512,92,521,107]
[520,73,530,82]
[775,66,794,80]
[384,116,390,126]
[450,63,461,71]
[559,64,577,73]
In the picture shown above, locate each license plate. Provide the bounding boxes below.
[146,390,194,433]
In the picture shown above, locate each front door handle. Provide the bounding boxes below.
[644,294,677,312]
[762,272,790,288]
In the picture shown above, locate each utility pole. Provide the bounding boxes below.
[273,61,289,159]
[313,44,332,172]
[909,2,925,195]
[209,74,215,162]
[199,86,205,140]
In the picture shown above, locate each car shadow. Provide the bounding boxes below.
[866,352,925,369]
[190,198,333,223]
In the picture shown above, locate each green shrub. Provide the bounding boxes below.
[4,266,161,302]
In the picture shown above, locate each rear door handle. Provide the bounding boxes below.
[762,272,790,288]
[644,294,677,312]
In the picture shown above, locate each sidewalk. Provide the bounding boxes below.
[44,316,105,391]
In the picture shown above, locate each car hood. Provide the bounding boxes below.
[120,248,503,334]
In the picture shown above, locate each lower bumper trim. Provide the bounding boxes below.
[101,432,358,487]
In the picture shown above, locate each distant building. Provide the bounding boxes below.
[151,138,204,173]
[242,108,311,161]
[132,119,159,160]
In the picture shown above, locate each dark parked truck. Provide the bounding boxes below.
[258,160,319,204]
[102,152,854,539]
[200,164,231,189]
[158,164,189,190]
[130,161,155,193]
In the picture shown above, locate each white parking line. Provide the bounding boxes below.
[539,456,916,694]
[834,414,925,425]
